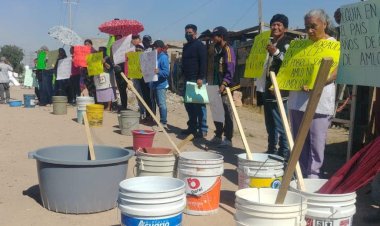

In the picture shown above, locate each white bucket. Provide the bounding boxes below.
[118,176,186,226]
[135,148,176,177]
[290,179,357,226]
[76,96,95,124]
[235,188,307,226]
[178,151,224,215]
[237,153,284,189]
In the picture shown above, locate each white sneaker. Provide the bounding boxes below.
[210,136,222,144]
[218,139,232,147]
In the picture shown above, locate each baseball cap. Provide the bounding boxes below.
[212,26,228,37]
[152,40,165,48]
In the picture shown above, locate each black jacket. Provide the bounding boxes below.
[182,39,207,81]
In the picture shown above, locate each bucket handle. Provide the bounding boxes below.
[28,152,36,159]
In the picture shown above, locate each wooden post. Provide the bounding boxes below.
[226,87,253,160]
[83,112,96,160]
[269,71,305,191]
[120,72,181,155]
[275,58,333,204]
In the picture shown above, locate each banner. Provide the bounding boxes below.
[46,50,59,70]
[56,57,72,80]
[127,52,143,79]
[337,0,380,87]
[244,31,271,78]
[140,50,158,83]
[86,52,104,76]
[36,51,46,69]
[276,39,340,90]
[112,34,134,65]
[73,45,91,67]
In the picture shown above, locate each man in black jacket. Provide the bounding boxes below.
[181,24,208,138]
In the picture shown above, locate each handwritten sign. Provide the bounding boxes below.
[112,34,135,65]
[36,51,46,69]
[337,0,380,87]
[23,66,33,87]
[140,50,158,83]
[57,57,72,80]
[46,50,59,70]
[94,72,111,90]
[276,39,340,90]
[127,52,143,79]
[73,45,91,67]
[86,52,104,76]
[244,31,271,78]
[184,81,209,104]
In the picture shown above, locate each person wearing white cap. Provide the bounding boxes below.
[0,56,13,104]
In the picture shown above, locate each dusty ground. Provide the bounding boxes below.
[0,86,377,226]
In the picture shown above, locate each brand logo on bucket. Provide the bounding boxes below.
[187,178,200,189]
[121,213,182,226]
[271,179,281,189]
[306,218,313,226]
[312,219,332,226]
[185,176,220,196]
[137,221,169,226]
[340,219,350,226]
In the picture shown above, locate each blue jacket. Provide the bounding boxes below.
[152,52,169,90]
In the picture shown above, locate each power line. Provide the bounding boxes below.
[231,0,258,29]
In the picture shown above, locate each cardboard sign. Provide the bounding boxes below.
[206,85,225,122]
[244,31,271,78]
[140,50,158,83]
[337,0,380,87]
[56,57,72,80]
[73,45,91,67]
[86,52,104,76]
[184,81,209,104]
[23,66,33,87]
[46,50,59,70]
[127,52,143,79]
[276,39,340,90]
[36,51,46,69]
[94,72,111,90]
[112,34,134,65]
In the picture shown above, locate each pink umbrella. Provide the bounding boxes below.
[98,19,144,36]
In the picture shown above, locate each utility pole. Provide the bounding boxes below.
[258,0,263,32]
[63,0,79,29]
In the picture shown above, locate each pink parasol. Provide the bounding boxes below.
[98,19,144,36]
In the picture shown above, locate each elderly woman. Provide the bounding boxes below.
[288,9,338,178]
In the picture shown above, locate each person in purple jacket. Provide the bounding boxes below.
[210,26,237,147]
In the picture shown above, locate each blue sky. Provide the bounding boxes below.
[1,0,358,54]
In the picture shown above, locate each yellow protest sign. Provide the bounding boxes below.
[86,52,104,76]
[244,31,271,78]
[276,39,340,90]
[127,52,143,79]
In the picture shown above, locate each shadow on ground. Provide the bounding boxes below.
[23,184,42,206]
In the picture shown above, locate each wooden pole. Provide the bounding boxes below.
[82,112,96,160]
[275,58,333,204]
[226,87,253,160]
[120,72,181,155]
[269,71,305,191]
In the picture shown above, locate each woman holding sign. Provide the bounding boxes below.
[288,9,338,179]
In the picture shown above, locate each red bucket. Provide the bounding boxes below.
[132,130,156,151]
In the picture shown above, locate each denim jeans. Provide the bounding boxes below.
[152,88,167,125]
[39,70,53,105]
[263,100,290,160]
[133,79,147,118]
[184,80,208,134]
[214,95,233,140]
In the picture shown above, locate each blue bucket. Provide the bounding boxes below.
[9,100,22,107]
[23,94,36,108]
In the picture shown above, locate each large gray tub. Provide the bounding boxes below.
[28,145,134,214]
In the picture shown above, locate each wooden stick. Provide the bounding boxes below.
[120,72,181,155]
[275,58,333,204]
[269,71,305,191]
[83,112,96,160]
[177,134,194,150]
[226,87,253,160]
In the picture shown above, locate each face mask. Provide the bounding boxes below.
[185,34,194,42]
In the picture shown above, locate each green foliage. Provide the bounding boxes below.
[0,45,25,74]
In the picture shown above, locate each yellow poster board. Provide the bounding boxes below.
[86,52,104,76]
[127,52,143,79]
[244,31,271,78]
[276,39,340,91]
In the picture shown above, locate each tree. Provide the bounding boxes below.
[0,45,25,74]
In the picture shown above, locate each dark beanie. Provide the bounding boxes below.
[270,14,289,28]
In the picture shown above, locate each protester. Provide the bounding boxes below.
[70,46,81,104]
[95,46,115,111]
[334,8,341,40]
[288,9,338,178]
[141,35,155,124]
[113,35,128,111]
[209,26,237,147]
[142,35,153,51]
[151,40,170,130]
[131,34,149,120]
[181,24,208,138]
[0,56,13,104]
[260,14,293,160]
[82,39,97,100]
[54,48,71,101]
[37,46,53,106]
